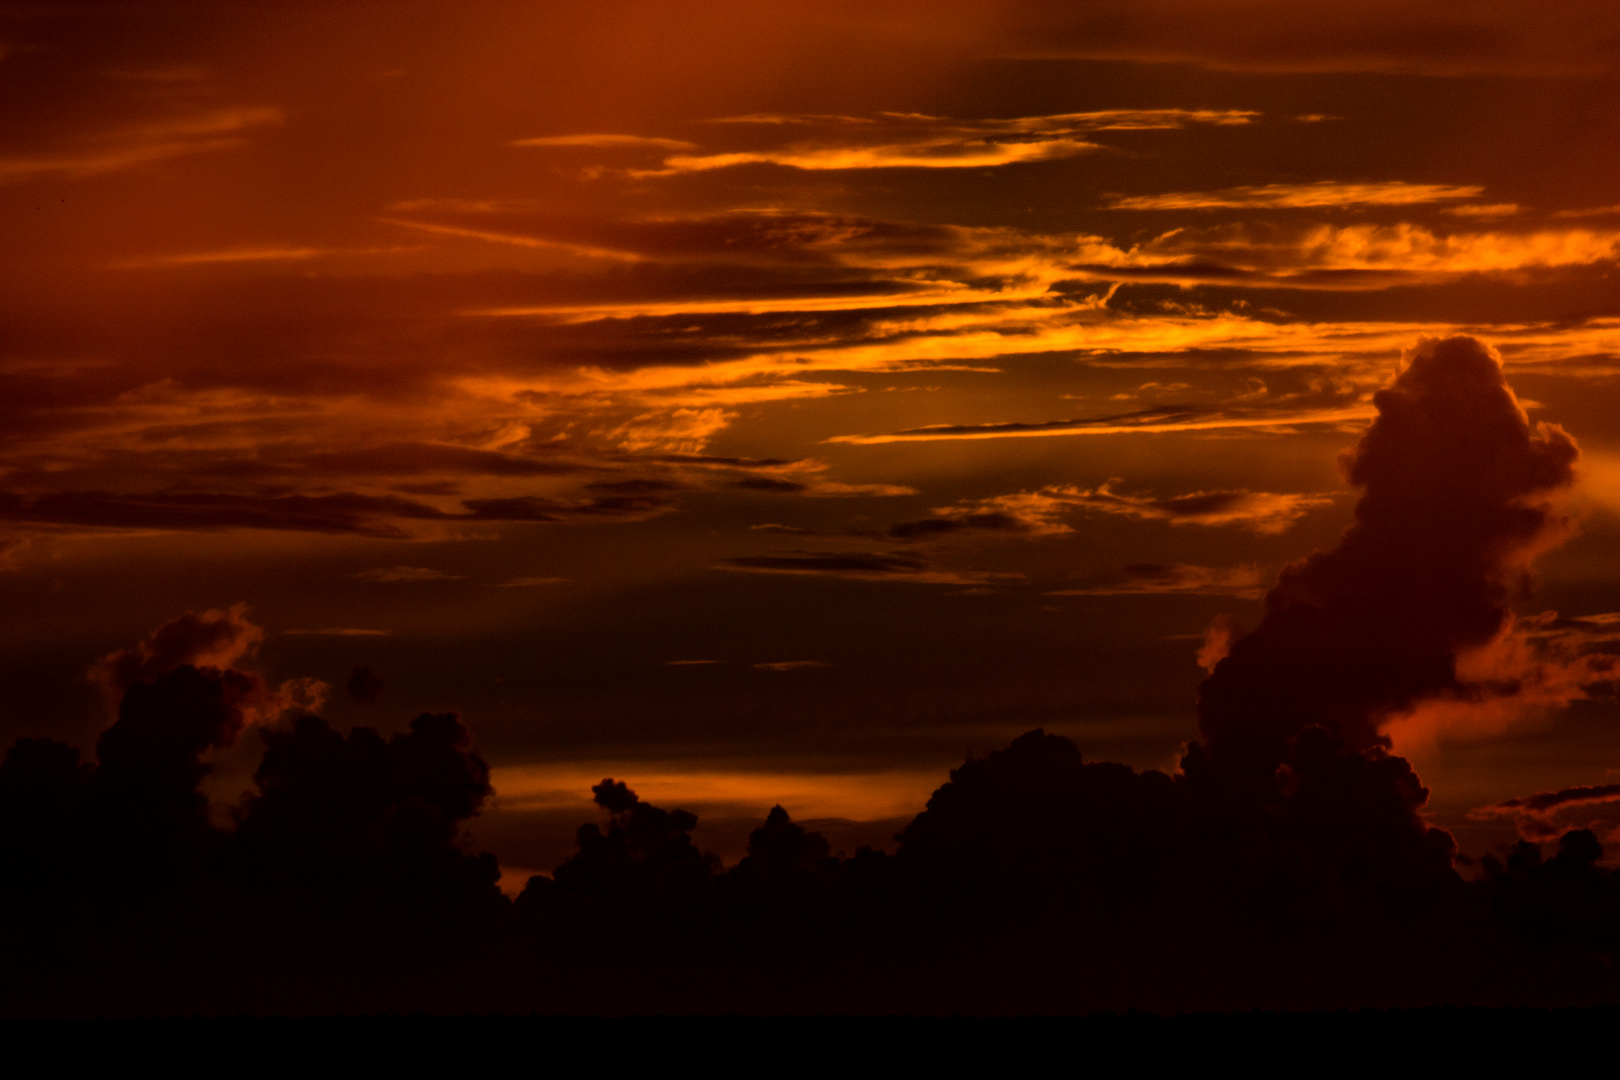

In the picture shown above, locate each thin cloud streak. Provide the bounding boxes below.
[511,134,696,150]
[0,106,282,183]
[1107,181,1484,210]
[623,108,1257,176]
[829,405,1378,444]
[1050,563,1266,597]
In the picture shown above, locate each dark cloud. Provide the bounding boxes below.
[829,399,1374,445]
[0,489,452,537]
[462,486,680,522]
[93,602,264,700]
[736,477,809,493]
[722,552,933,575]
[1051,562,1264,597]
[887,512,1027,540]
[355,566,465,584]
[1494,783,1620,815]
[999,0,1620,76]
[346,664,385,706]
[1192,336,1578,803]
[719,548,1019,586]
[1472,782,1620,841]
[295,442,582,477]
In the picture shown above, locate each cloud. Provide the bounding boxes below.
[493,576,569,588]
[378,217,641,261]
[902,482,1333,537]
[752,661,832,671]
[802,481,919,498]
[1198,614,1246,672]
[608,408,736,455]
[0,106,283,184]
[93,602,265,698]
[1080,222,1620,285]
[355,566,466,584]
[717,551,1016,586]
[1471,782,1620,841]
[511,134,696,150]
[1444,204,1521,219]
[1046,481,1335,533]
[1050,563,1266,597]
[831,403,1376,444]
[631,109,1255,175]
[1382,611,1620,756]
[1555,204,1620,219]
[889,510,1041,540]
[0,489,453,538]
[293,442,583,479]
[346,664,385,706]
[996,1,1620,77]
[1192,336,1579,797]
[93,604,327,726]
[109,246,331,269]
[463,481,680,523]
[281,627,392,636]
[1106,181,1484,211]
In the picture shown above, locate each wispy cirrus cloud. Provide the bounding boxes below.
[109,244,422,270]
[0,106,282,183]
[510,134,696,150]
[1106,180,1483,211]
[1043,481,1335,533]
[354,566,465,584]
[830,403,1378,445]
[717,551,1017,586]
[889,482,1331,538]
[1050,563,1266,597]
[1471,780,1620,842]
[516,109,1257,176]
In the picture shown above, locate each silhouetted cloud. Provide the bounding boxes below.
[1191,335,1579,800]
[1472,783,1620,841]
[93,605,326,727]
[93,602,265,698]
[718,551,1015,585]
[346,664,385,706]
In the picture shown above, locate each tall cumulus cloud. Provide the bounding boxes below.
[1191,335,1579,799]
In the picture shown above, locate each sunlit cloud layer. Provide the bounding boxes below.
[516,108,1259,176]
[1106,181,1485,211]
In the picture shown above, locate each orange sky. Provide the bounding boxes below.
[4,1,1620,871]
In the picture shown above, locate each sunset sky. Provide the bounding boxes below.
[4,1,1620,883]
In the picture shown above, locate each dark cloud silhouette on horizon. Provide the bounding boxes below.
[1190,335,1579,805]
